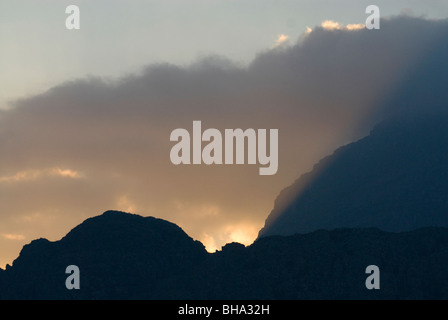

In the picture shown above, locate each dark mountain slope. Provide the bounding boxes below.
[259,115,448,238]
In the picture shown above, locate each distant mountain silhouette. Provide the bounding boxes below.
[259,115,448,238]
[2,210,448,299]
[0,211,207,299]
[3,115,448,299]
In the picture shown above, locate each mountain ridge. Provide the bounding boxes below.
[259,115,448,238]
[2,210,448,299]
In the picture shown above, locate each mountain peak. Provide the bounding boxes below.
[61,210,204,250]
[259,115,448,238]
[2,210,208,299]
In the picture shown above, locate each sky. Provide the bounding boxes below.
[0,0,448,268]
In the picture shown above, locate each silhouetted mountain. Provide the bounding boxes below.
[259,115,448,238]
[0,211,207,299]
[2,210,448,299]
